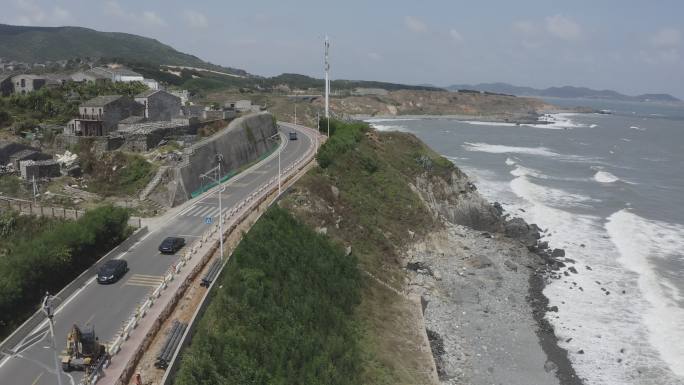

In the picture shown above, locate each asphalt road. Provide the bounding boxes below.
[0,123,313,385]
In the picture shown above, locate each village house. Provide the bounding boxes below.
[11,74,46,94]
[0,74,13,96]
[65,95,143,136]
[134,89,182,121]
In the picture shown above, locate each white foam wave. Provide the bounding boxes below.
[606,210,684,378]
[631,125,648,131]
[511,176,597,209]
[463,142,561,157]
[510,165,550,180]
[365,117,420,123]
[463,120,518,127]
[594,170,620,183]
[505,157,516,166]
[370,124,406,132]
[467,170,682,384]
[534,113,588,130]
[590,124,598,128]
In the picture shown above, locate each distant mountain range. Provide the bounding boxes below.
[0,24,247,76]
[446,82,681,103]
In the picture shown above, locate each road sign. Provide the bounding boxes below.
[204,216,213,224]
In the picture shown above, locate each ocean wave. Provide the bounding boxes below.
[594,170,620,183]
[510,176,598,209]
[365,117,420,123]
[462,142,561,157]
[505,157,516,166]
[631,125,648,131]
[606,210,684,378]
[463,121,518,127]
[370,124,406,132]
[510,165,550,179]
[533,113,589,130]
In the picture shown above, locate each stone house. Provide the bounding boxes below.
[9,149,52,170]
[134,90,181,121]
[20,159,60,180]
[0,74,14,96]
[65,95,143,136]
[11,74,46,94]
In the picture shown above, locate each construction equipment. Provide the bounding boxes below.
[60,324,108,373]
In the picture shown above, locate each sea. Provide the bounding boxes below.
[366,98,684,385]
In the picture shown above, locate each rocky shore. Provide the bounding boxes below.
[406,166,583,385]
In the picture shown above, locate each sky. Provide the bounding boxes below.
[1,0,683,98]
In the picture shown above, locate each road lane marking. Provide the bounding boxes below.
[30,372,43,385]
[125,274,165,287]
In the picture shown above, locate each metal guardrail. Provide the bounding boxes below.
[80,125,321,385]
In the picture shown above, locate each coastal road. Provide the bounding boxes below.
[0,122,314,385]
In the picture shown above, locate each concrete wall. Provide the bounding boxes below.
[155,112,277,207]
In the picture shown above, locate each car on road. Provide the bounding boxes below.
[97,260,128,284]
[289,131,298,140]
[159,237,185,254]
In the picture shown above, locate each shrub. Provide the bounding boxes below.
[0,205,130,338]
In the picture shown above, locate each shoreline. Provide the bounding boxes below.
[407,166,584,384]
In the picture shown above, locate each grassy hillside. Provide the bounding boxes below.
[175,120,452,384]
[175,206,362,385]
[0,24,246,75]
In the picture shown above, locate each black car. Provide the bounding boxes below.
[289,131,298,140]
[97,259,128,284]
[159,237,185,254]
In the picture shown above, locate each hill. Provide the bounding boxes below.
[0,23,247,76]
[447,82,681,103]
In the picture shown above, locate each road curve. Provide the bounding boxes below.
[0,122,315,385]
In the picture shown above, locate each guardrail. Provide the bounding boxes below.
[78,125,320,385]
[0,226,149,359]
[156,124,320,385]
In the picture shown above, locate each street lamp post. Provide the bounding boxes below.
[199,154,225,261]
[42,293,64,385]
[267,132,282,195]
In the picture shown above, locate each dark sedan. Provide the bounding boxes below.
[158,237,185,254]
[97,259,128,284]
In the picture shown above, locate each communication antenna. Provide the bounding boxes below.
[324,36,330,119]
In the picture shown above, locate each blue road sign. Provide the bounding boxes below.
[204,216,213,224]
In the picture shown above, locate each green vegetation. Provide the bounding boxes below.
[315,119,368,168]
[0,205,131,338]
[281,119,455,384]
[0,23,245,72]
[75,144,157,196]
[175,207,362,385]
[0,81,148,130]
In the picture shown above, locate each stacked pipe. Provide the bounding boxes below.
[155,320,187,369]
[200,259,222,287]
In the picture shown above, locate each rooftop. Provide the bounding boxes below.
[135,89,161,98]
[81,95,124,107]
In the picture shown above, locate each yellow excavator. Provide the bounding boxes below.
[60,324,108,373]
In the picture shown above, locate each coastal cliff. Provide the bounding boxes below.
[172,119,582,385]
[281,120,581,384]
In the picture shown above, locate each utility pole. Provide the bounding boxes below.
[294,103,297,125]
[267,132,282,195]
[217,154,223,262]
[42,293,64,385]
[316,111,320,150]
[32,175,38,205]
[199,155,225,261]
[324,36,330,119]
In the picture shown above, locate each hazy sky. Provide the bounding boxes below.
[2,0,683,97]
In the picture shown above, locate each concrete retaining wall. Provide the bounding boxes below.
[0,227,149,358]
[161,112,277,207]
